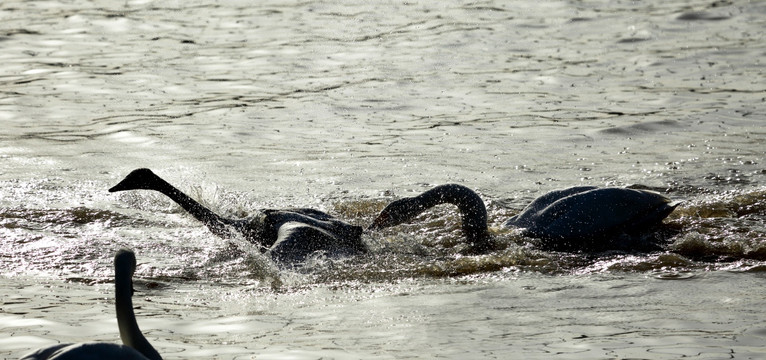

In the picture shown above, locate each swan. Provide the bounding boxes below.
[20,249,162,360]
[368,184,678,252]
[108,168,365,264]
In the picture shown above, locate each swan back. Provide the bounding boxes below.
[505,187,677,247]
[505,186,598,228]
[20,343,150,360]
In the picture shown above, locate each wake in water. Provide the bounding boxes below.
[109,168,366,265]
[369,183,678,252]
[2,174,765,286]
[314,184,766,282]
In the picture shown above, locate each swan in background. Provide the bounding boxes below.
[20,249,162,360]
[369,184,678,252]
[109,168,365,264]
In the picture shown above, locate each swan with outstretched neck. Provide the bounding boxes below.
[368,184,678,252]
[108,168,365,264]
[20,249,162,360]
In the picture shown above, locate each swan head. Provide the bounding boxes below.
[114,248,137,278]
[368,197,424,231]
[109,168,160,193]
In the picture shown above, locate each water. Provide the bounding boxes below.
[1,0,765,358]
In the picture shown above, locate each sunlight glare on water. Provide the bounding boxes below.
[1,0,765,358]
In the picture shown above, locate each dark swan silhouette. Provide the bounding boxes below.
[109,168,365,264]
[21,249,162,360]
[368,184,678,252]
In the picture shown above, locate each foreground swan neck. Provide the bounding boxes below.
[114,250,162,360]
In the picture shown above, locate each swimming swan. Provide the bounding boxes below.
[109,168,365,263]
[369,184,678,252]
[20,249,162,360]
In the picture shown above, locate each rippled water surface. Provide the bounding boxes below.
[1,0,765,358]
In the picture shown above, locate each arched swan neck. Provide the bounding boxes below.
[114,252,162,360]
[415,184,491,247]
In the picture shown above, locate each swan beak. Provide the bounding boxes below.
[108,180,130,193]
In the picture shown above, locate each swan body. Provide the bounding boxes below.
[20,249,162,360]
[20,343,150,360]
[109,168,365,263]
[370,184,678,252]
[505,186,677,250]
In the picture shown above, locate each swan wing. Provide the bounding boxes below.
[21,343,150,360]
[20,343,71,360]
[269,221,364,263]
[523,187,674,241]
[505,186,598,228]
